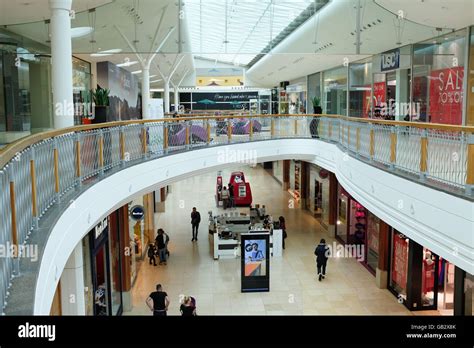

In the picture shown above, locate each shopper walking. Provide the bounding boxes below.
[221,186,229,210]
[314,239,330,281]
[147,243,157,266]
[279,216,287,250]
[146,284,170,316]
[180,296,197,316]
[191,207,201,241]
[155,228,167,265]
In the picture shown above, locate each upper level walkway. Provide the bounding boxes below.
[0,114,473,314]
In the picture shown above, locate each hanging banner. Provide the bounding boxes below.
[428,66,463,125]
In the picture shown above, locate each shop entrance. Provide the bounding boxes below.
[90,228,112,316]
[438,259,455,314]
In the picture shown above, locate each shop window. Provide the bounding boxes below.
[349,58,372,118]
[421,248,436,307]
[413,29,466,125]
[366,213,380,272]
[390,231,409,301]
[323,66,347,115]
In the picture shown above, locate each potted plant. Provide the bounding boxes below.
[310,96,322,138]
[92,87,110,123]
[311,96,322,114]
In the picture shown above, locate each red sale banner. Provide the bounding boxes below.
[361,86,371,118]
[429,66,463,125]
[392,233,408,291]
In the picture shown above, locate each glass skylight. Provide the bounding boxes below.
[184,0,314,65]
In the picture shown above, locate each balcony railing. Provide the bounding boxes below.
[0,114,473,313]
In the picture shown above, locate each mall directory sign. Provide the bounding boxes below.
[241,233,270,292]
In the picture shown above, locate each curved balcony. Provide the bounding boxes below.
[0,114,473,314]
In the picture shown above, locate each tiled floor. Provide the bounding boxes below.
[124,165,431,316]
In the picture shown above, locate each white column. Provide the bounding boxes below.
[142,66,151,119]
[164,81,170,114]
[60,242,86,315]
[174,86,179,112]
[49,0,74,129]
[395,69,409,121]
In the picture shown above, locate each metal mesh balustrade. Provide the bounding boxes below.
[123,125,143,162]
[103,127,121,170]
[0,169,13,314]
[229,118,250,143]
[396,127,422,175]
[347,122,359,154]
[373,124,392,166]
[358,124,371,159]
[12,149,34,247]
[55,135,77,198]
[80,131,100,180]
[167,121,187,152]
[275,117,294,138]
[251,118,272,142]
[208,119,228,146]
[426,130,467,188]
[329,118,340,143]
[188,119,208,148]
[147,123,164,156]
[35,139,56,217]
[295,116,310,137]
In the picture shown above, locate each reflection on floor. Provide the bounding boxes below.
[124,165,436,316]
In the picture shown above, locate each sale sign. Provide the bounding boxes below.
[392,233,408,291]
[429,66,464,125]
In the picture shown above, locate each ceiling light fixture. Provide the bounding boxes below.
[117,60,139,67]
[131,70,142,74]
[90,48,123,57]
[71,27,94,39]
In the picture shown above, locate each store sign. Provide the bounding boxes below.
[130,205,145,221]
[95,218,108,239]
[428,66,463,125]
[286,84,305,93]
[381,49,400,71]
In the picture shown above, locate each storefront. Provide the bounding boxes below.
[82,213,124,316]
[323,66,347,115]
[288,160,302,203]
[308,164,330,228]
[388,229,457,313]
[286,83,307,114]
[336,185,381,275]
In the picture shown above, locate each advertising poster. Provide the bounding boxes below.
[367,214,379,254]
[372,81,386,118]
[392,234,408,291]
[429,66,463,125]
[244,240,267,276]
[361,85,372,118]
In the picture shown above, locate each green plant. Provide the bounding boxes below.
[311,96,321,107]
[91,88,110,107]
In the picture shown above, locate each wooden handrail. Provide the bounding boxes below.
[1,114,474,168]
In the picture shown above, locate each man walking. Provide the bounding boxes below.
[146,284,170,316]
[191,207,201,242]
[314,239,330,281]
[155,229,167,265]
[228,183,234,208]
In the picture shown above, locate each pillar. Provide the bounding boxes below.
[60,242,86,315]
[300,161,308,209]
[174,86,180,112]
[282,160,290,191]
[375,220,390,289]
[49,0,74,129]
[143,193,155,243]
[327,172,338,238]
[141,66,150,119]
[395,69,409,121]
[406,240,423,310]
[119,205,132,311]
[164,81,170,114]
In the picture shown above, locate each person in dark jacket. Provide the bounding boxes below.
[155,229,167,265]
[191,207,201,241]
[279,216,287,249]
[314,238,330,281]
[147,243,157,266]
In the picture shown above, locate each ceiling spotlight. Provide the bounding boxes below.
[131,70,142,74]
[117,60,139,67]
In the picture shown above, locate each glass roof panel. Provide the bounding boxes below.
[184,0,314,65]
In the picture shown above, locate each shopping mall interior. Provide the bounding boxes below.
[0,0,473,325]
